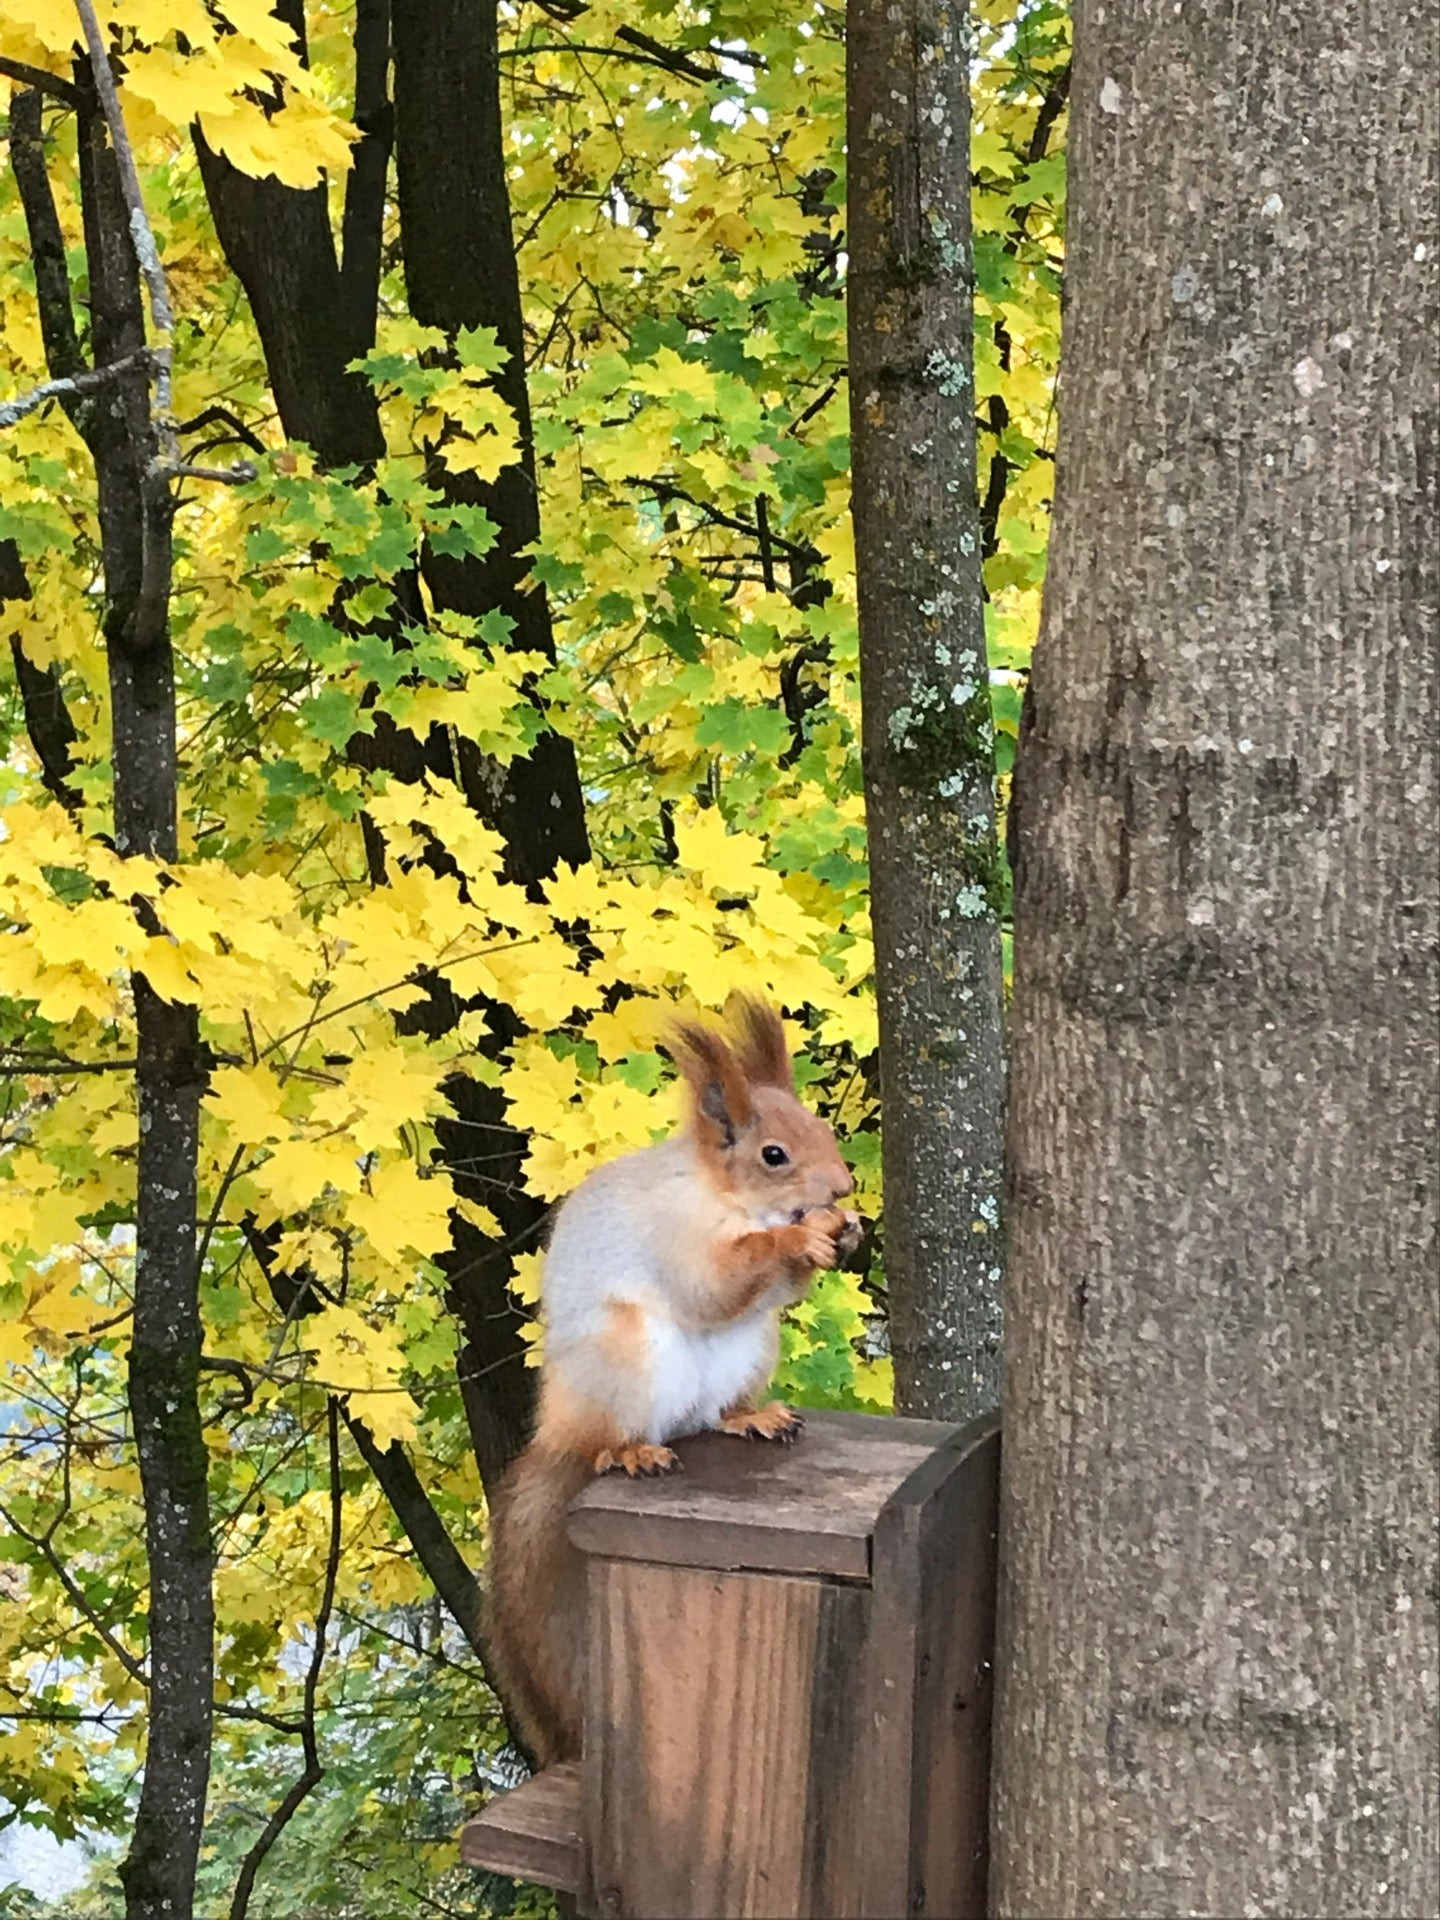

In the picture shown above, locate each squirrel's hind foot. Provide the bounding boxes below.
[593,1443,681,1477]
[717,1401,805,1443]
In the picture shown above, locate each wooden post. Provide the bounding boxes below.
[462,1408,999,1920]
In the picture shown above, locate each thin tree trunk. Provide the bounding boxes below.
[847,0,1006,1419]
[69,46,214,1920]
[993,3,1439,1914]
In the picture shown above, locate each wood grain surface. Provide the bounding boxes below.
[568,1407,956,1580]
[459,1762,582,1893]
[583,1558,872,1918]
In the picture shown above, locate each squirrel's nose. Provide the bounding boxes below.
[833,1165,854,1200]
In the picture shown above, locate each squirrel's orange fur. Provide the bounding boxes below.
[484,996,859,1764]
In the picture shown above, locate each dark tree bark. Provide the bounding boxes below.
[195,0,386,469]
[6,89,84,812]
[390,0,589,891]
[61,40,215,1920]
[993,3,1439,1914]
[847,0,1006,1419]
[389,0,590,1490]
[2,541,81,811]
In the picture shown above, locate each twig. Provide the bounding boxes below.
[198,1355,255,1412]
[196,1146,249,1277]
[257,937,539,1060]
[215,1702,304,1737]
[8,87,86,384]
[0,350,150,430]
[176,404,267,456]
[170,458,259,486]
[227,1401,342,1920]
[0,1499,147,1687]
[0,1054,138,1076]
[614,24,723,83]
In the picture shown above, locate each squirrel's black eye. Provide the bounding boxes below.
[761,1143,789,1168]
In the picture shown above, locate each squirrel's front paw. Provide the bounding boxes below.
[775,1216,838,1273]
[833,1208,863,1259]
[793,1205,857,1271]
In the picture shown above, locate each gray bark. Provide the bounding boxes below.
[992,3,1439,1916]
[847,0,1007,1421]
[66,48,213,1920]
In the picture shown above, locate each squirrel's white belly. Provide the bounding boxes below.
[641,1310,777,1445]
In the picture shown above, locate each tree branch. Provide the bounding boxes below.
[74,1,174,420]
[227,1401,342,1920]
[75,0,178,662]
[0,349,152,429]
[1025,61,1072,167]
[0,57,80,106]
[238,1221,524,1745]
[8,87,86,384]
[340,1414,484,1658]
[1,542,82,811]
[175,405,266,456]
[0,1498,148,1688]
[338,0,393,358]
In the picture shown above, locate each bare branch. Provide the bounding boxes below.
[198,1355,255,1412]
[0,57,80,106]
[215,1702,304,1737]
[227,1401,342,1920]
[8,87,86,384]
[0,1498,148,1688]
[613,23,724,83]
[175,404,267,456]
[169,457,259,486]
[0,348,150,429]
[0,1052,139,1076]
[2,540,82,811]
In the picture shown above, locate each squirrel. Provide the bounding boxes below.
[485,994,862,1767]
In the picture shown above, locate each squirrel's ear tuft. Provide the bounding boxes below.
[728,994,794,1091]
[664,1018,754,1148]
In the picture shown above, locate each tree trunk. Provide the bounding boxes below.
[390,0,589,1488]
[993,3,1439,1914]
[847,0,1006,1420]
[71,57,214,1920]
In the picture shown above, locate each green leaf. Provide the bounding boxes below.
[695,700,792,758]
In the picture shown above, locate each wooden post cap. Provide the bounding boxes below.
[567,1406,961,1579]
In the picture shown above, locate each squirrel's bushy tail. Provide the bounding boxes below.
[485,1443,591,1766]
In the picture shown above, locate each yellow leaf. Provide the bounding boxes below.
[136,937,200,1005]
[507,1250,543,1307]
[209,1065,288,1147]
[0,1319,33,1366]
[214,0,301,56]
[349,1157,453,1264]
[0,1,80,56]
[308,1303,407,1392]
[630,348,718,412]
[250,1136,363,1214]
[306,1306,418,1446]
[673,806,769,898]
